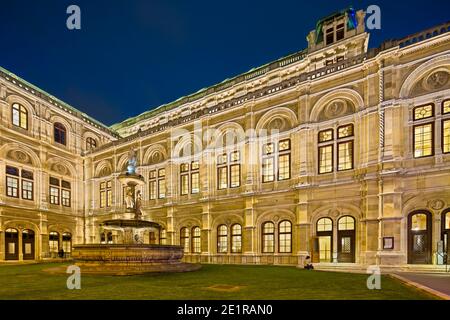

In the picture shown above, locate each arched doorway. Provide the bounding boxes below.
[442,209,450,262]
[337,216,356,263]
[49,231,60,258]
[22,229,35,260]
[5,228,19,260]
[408,211,432,264]
[316,218,333,263]
[62,233,72,258]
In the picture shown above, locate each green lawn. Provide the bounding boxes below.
[0,263,436,300]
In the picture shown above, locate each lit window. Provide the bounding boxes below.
[414,124,433,158]
[62,233,72,253]
[319,129,333,143]
[278,154,290,181]
[217,225,228,253]
[338,216,355,231]
[49,177,60,205]
[54,123,67,145]
[262,157,274,182]
[443,100,450,114]
[231,224,242,253]
[262,222,275,253]
[100,181,112,208]
[414,104,434,120]
[180,227,190,252]
[278,220,292,253]
[21,170,34,201]
[12,103,28,130]
[191,227,201,253]
[411,214,427,231]
[338,124,354,139]
[218,166,228,190]
[444,120,450,154]
[6,166,19,198]
[61,180,71,207]
[49,232,59,253]
[149,171,157,200]
[180,162,200,195]
[338,141,353,171]
[230,164,240,188]
[319,145,333,174]
[191,172,200,194]
[317,218,333,232]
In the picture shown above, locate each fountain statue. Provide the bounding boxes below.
[69,148,201,275]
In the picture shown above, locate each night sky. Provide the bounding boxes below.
[1,0,449,126]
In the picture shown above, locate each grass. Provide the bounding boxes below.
[0,263,436,300]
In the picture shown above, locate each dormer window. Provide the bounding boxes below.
[325,22,345,45]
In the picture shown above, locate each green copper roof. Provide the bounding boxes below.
[0,65,120,138]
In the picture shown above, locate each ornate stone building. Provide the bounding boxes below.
[1,9,449,268]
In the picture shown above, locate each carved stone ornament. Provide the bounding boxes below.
[320,99,354,121]
[424,70,450,91]
[329,209,340,218]
[429,199,445,211]
[8,150,31,164]
[52,163,69,176]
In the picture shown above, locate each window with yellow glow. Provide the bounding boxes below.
[217,225,228,253]
[414,124,433,158]
[411,214,427,231]
[317,218,333,232]
[180,227,190,252]
[338,216,355,231]
[338,141,353,171]
[231,224,242,253]
[278,220,292,253]
[319,145,333,174]
[191,227,201,253]
[443,120,450,154]
[12,103,28,130]
[262,222,275,253]
[414,104,434,120]
[444,100,450,114]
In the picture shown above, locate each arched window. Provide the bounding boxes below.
[317,218,333,232]
[316,218,333,262]
[86,137,97,151]
[49,232,60,254]
[191,227,201,253]
[262,222,275,253]
[408,211,432,264]
[54,123,67,145]
[338,216,355,231]
[160,229,167,245]
[231,224,242,253]
[62,232,72,253]
[180,227,190,252]
[217,225,228,253]
[12,103,28,130]
[411,213,427,231]
[278,220,292,253]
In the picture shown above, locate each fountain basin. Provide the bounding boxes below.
[72,244,201,275]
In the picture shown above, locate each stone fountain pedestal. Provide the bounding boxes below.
[70,163,200,275]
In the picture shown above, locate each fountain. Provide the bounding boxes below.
[71,149,201,275]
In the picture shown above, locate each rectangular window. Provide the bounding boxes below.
[230,164,240,188]
[218,166,228,190]
[319,129,333,143]
[262,157,275,182]
[414,104,434,120]
[22,180,33,200]
[181,174,189,195]
[325,28,334,45]
[444,120,450,154]
[319,145,333,174]
[6,176,19,198]
[100,181,111,208]
[50,186,60,205]
[158,179,166,199]
[149,180,157,200]
[338,124,354,139]
[191,172,200,194]
[414,123,433,158]
[336,23,345,41]
[62,189,71,207]
[338,141,354,171]
[444,100,450,114]
[278,154,290,180]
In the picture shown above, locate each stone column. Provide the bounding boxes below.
[295,191,310,264]
[18,229,23,261]
[0,229,4,261]
[166,206,175,245]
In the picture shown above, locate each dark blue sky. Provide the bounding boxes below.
[1,0,449,126]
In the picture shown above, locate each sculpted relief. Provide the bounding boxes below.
[411,68,450,97]
[318,99,356,121]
